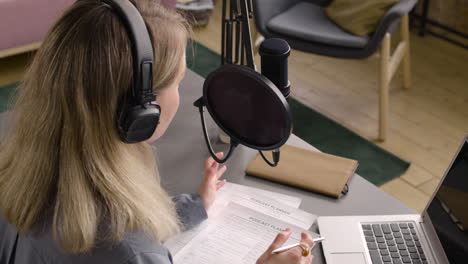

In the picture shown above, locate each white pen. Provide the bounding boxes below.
[271,237,326,254]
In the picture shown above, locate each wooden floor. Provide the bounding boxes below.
[0,3,467,213]
[190,3,468,213]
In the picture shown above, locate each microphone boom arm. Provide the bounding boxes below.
[222,0,256,70]
[220,0,284,167]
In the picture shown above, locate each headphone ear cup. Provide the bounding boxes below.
[119,103,161,143]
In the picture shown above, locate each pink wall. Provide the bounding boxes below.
[0,0,177,52]
[0,0,76,51]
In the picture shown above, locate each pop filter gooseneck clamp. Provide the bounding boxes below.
[194,97,238,163]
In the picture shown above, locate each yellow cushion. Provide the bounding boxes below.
[325,0,399,36]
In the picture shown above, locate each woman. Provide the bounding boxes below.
[0,0,314,263]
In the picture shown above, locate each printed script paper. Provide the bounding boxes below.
[164,182,315,254]
[173,202,320,264]
[220,182,302,208]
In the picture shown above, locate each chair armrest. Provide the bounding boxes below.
[368,0,417,49]
[303,0,333,7]
[252,0,301,36]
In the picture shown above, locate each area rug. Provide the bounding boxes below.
[0,41,410,186]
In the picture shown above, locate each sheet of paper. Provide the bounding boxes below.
[212,185,316,228]
[164,182,314,254]
[173,202,320,264]
[220,182,302,208]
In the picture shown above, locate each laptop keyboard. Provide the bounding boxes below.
[362,222,428,264]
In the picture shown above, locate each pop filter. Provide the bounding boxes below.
[194,64,292,163]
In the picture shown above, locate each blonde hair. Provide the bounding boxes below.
[0,0,190,253]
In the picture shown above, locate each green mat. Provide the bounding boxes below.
[0,41,409,186]
[0,83,17,113]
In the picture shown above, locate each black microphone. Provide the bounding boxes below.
[259,38,291,99]
[258,38,291,167]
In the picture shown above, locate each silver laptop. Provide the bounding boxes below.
[318,136,468,264]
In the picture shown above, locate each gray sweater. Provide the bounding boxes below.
[0,193,208,264]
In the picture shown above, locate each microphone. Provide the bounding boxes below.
[258,38,291,167]
[259,38,291,99]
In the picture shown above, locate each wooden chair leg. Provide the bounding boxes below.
[250,19,263,55]
[401,14,411,89]
[379,33,391,141]
[254,35,265,55]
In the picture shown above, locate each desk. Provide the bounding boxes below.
[155,70,415,263]
[0,70,416,264]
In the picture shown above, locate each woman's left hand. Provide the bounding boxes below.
[198,152,227,211]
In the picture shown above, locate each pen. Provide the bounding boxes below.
[271,237,326,254]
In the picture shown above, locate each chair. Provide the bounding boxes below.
[252,0,417,141]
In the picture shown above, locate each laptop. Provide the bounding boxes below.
[318,135,468,264]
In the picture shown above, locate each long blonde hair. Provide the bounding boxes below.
[0,0,189,253]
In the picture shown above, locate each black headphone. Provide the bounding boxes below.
[103,0,161,143]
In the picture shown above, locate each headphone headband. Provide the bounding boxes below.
[103,0,155,104]
[103,0,161,143]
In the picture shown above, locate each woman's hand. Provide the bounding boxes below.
[198,152,227,211]
[256,228,315,264]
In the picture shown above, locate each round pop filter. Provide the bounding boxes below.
[202,64,292,151]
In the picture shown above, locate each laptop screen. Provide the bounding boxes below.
[426,139,468,263]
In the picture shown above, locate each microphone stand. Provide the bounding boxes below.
[221,0,255,70]
[220,0,280,167]
[195,0,260,164]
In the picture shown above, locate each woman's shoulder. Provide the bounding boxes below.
[17,228,173,264]
[120,230,174,263]
[75,231,174,264]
